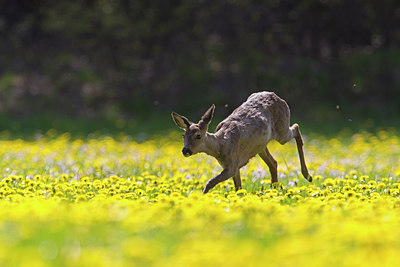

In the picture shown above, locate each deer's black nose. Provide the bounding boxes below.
[182,147,192,157]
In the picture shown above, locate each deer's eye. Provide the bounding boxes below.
[195,134,201,140]
[182,134,185,138]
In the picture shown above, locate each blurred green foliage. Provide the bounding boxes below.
[0,0,399,123]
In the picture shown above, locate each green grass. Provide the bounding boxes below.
[0,109,398,142]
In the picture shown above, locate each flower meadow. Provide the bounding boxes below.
[0,130,400,266]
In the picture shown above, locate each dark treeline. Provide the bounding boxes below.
[1,0,400,120]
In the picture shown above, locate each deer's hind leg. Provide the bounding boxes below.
[259,147,278,183]
[280,123,312,182]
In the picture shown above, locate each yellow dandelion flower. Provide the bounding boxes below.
[170,192,181,198]
[34,175,42,182]
[323,178,335,187]
[342,186,352,192]
[235,189,247,197]
[358,184,369,191]
[76,195,87,202]
[313,175,322,181]
[344,190,357,199]
[377,183,386,190]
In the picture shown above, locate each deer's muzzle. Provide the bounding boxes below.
[182,147,193,157]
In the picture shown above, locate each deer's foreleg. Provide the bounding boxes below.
[202,169,233,194]
[232,169,242,191]
[259,148,278,183]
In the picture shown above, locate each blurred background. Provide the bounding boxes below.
[0,0,399,137]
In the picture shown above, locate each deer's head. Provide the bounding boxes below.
[171,104,215,157]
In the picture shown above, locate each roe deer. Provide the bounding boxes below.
[171,91,312,194]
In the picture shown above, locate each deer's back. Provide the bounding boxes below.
[215,92,290,167]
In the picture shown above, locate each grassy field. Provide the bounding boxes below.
[0,129,400,266]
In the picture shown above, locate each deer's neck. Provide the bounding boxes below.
[201,132,221,159]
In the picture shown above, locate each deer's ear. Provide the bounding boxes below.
[171,112,191,130]
[199,104,215,130]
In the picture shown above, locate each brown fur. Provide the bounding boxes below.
[171,91,312,194]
